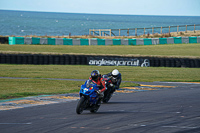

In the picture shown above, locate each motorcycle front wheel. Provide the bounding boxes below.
[76,96,86,114]
[103,90,112,103]
[90,99,101,113]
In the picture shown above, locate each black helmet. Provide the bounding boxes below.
[91,70,100,81]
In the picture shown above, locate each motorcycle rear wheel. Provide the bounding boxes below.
[76,96,86,114]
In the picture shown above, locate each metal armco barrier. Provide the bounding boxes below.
[0,53,200,68]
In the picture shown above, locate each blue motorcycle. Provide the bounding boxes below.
[76,80,102,114]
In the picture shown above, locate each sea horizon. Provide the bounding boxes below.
[0,9,200,36]
[1,9,200,17]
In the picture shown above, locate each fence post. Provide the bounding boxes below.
[89,29,91,36]
[186,25,187,33]
[93,29,95,36]
[194,24,196,33]
[119,29,121,36]
[110,29,112,37]
[99,29,101,36]
[161,27,162,34]
[135,28,137,36]
[152,27,154,34]
[144,28,145,35]
[177,25,179,34]
[169,26,170,33]
[127,28,129,36]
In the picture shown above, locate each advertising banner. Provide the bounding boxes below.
[87,57,150,67]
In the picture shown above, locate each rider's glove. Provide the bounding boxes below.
[97,90,101,94]
[97,90,104,97]
[110,84,114,87]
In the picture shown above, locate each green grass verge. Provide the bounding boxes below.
[0,64,200,82]
[0,64,200,99]
[1,43,200,58]
[0,78,83,99]
[1,43,200,99]
[0,78,138,100]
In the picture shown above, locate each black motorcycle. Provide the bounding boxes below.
[102,75,116,103]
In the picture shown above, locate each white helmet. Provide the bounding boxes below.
[112,69,119,77]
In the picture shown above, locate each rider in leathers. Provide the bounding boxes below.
[89,70,106,97]
[105,69,122,91]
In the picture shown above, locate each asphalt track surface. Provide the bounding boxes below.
[0,81,200,133]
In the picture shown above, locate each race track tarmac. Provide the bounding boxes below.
[0,81,200,133]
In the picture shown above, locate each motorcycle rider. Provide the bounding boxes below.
[105,69,122,91]
[89,70,106,98]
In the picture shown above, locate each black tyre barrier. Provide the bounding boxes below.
[43,55,49,65]
[48,55,54,65]
[59,56,65,65]
[10,54,17,64]
[70,55,76,65]
[75,55,81,65]
[170,59,175,67]
[160,58,165,67]
[53,55,60,65]
[175,59,181,67]
[0,53,200,68]
[165,59,170,67]
[0,54,5,63]
[64,55,70,65]
[33,55,38,65]
[155,58,160,67]
[0,37,8,44]
[194,59,200,68]
[27,55,33,64]
[80,55,87,65]
[149,58,155,66]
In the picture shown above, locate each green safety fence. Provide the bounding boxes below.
[159,38,167,44]
[174,37,182,44]
[97,39,105,45]
[80,39,89,45]
[8,36,200,45]
[8,37,15,45]
[9,37,24,45]
[113,39,121,45]
[32,37,40,44]
[143,38,152,45]
[189,37,197,43]
[47,38,56,45]
[128,39,137,45]
[63,38,73,45]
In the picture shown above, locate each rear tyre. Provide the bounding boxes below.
[76,96,86,114]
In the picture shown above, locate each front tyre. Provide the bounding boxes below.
[76,96,86,114]
[90,99,101,113]
[103,91,112,103]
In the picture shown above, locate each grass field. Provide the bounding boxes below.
[1,65,200,82]
[0,43,200,99]
[0,77,138,99]
[1,43,200,58]
[0,64,200,99]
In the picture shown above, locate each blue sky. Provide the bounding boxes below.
[0,0,200,16]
